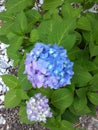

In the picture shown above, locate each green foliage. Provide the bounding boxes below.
[51,88,73,111]
[62,109,78,123]
[18,106,35,124]
[4,89,29,108]
[1,0,98,129]
[42,0,63,10]
[61,120,75,130]
[73,64,92,87]
[5,0,35,14]
[18,55,32,90]
[87,92,98,105]
[1,75,20,89]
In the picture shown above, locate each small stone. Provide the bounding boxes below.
[0,115,6,124]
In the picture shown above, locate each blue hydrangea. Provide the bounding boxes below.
[26,93,52,123]
[24,43,74,89]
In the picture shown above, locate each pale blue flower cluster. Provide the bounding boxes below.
[24,43,74,89]
[26,93,52,123]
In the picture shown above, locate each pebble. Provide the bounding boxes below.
[0,115,6,124]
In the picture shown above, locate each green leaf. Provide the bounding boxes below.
[42,0,63,10]
[61,34,76,50]
[0,22,14,35]
[21,89,29,100]
[73,65,92,87]
[26,9,41,24]
[4,89,21,108]
[88,101,96,116]
[1,75,20,89]
[18,55,32,90]
[62,109,78,123]
[38,18,76,50]
[15,11,28,34]
[51,88,73,110]
[89,43,98,57]
[38,18,59,43]
[69,104,91,115]
[62,2,81,19]
[77,16,91,31]
[29,29,39,42]
[0,35,9,44]
[68,47,81,60]
[18,106,34,124]
[61,120,74,130]
[89,74,98,91]
[0,11,14,21]
[5,0,34,14]
[4,89,28,108]
[73,96,87,113]
[45,117,60,130]
[88,92,98,105]
[51,19,76,47]
[76,88,87,98]
[81,60,98,71]
[94,56,98,66]
[7,34,23,65]
[36,88,53,99]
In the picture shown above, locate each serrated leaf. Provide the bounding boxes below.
[76,88,87,98]
[62,2,81,19]
[5,0,34,14]
[1,75,20,89]
[4,89,21,108]
[51,88,73,110]
[38,18,58,43]
[42,0,63,10]
[88,92,98,105]
[88,101,96,116]
[4,89,28,108]
[81,60,98,71]
[36,88,53,99]
[89,74,98,91]
[38,17,76,49]
[15,11,28,34]
[61,34,76,50]
[73,65,92,87]
[26,9,41,22]
[62,109,78,123]
[21,90,29,100]
[18,106,34,124]
[0,22,14,35]
[89,43,98,57]
[69,104,91,115]
[0,35,9,44]
[7,34,23,65]
[18,56,32,90]
[73,97,87,112]
[0,11,14,21]
[77,16,91,31]
[45,117,60,130]
[29,29,39,42]
[51,19,76,46]
[61,120,74,130]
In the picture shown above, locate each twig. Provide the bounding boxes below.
[73,116,91,128]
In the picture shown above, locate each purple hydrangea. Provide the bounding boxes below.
[26,93,52,123]
[24,43,74,89]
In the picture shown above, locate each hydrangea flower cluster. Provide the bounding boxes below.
[26,93,52,123]
[24,43,74,89]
